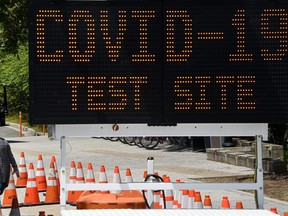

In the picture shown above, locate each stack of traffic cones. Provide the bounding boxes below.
[24,163,41,206]
[111,166,122,194]
[221,196,230,209]
[16,152,27,188]
[45,162,60,204]
[2,166,18,208]
[203,195,213,209]
[36,155,47,192]
[67,161,77,204]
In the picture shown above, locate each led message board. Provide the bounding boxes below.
[29,0,288,124]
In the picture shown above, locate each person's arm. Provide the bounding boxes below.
[7,143,20,178]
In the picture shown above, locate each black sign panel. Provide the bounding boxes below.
[29,0,288,124]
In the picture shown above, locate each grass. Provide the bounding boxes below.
[6,111,44,133]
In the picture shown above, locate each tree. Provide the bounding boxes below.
[0,0,28,55]
[0,46,28,113]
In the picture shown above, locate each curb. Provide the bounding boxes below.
[6,122,45,137]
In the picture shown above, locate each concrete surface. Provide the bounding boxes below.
[0,127,287,216]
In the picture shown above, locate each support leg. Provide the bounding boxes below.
[60,136,67,210]
[256,135,264,209]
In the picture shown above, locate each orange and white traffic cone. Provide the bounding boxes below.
[45,162,60,204]
[124,168,133,183]
[270,207,278,214]
[180,190,189,208]
[51,156,60,194]
[67,161,77,204]
[142,170,148,196]
[111,166,122,194]
[142,170,147,182]
[221,196,230,209]
[2,166,18,208]
[235,201,243,209]
[16,151,27,188]
[72,162,85,204]
[203,195,212,209]
[193,191,203,209]
[164,176,174,209]
[86,163,95,183]
[24,163,41,206]
[153,191,162,209]
[36,154,47,192]
[187,189,195,209]
[99,165,109,194]
[173,179,181,209]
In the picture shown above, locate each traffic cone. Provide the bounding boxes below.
[36,154,47,192]
[142,170,147,181]
[124,168,133,183]
[235,201,243,209]
[45,162,60,204]
[51,156,60,194]
[187,189,195,209]
[111,166,122,194]
[163,176,174,209]
[99,165,109,194]
[221,196,230,209]
[38,211,45,216]
[24,163,41,205]
[173,179,181,209]
[8,197,20,216]
[142,170,148,196]
[2,166,18,208]
[16,151,27,188]
[86,163,95,183]
[67,161,77,204]
[193,191,203,209]
[72,162,85,204]
[180,190,189,208]
[270,208,278,214]
[153,191,162,209]
[203,195,212,209]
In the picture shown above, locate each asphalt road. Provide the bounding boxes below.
[0,125,20,138]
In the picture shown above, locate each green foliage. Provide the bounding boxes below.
[0,46,28,112]
[0,0,28,55]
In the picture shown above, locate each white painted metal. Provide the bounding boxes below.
[52,124,268,140]
[64,182,262,191]
[56,124,268,210]
[255,135,264,209]
[61,209,278,216]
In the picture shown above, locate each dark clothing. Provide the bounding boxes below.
[0,138,18,195]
